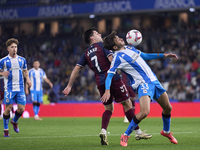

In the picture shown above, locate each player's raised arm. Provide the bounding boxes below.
[164,53,178,59]
[62,65,82,96]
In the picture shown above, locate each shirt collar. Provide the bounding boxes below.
[8,54,18,59]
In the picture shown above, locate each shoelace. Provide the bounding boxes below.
[123,136,129,142]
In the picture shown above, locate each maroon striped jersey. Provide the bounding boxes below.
[77,42,120,86]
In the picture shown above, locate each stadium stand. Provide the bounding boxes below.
[0,0,200,102]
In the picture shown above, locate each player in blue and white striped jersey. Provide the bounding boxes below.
[25,60,53,120]
[0,38,32,137]
[101,31,178,146]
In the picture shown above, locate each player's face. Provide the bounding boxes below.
[7,43,17,57]
[113,36,125,50]
[92,31,103,43]
[33,61,40,70]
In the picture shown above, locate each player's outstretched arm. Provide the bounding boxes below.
[164,53,178,59]
[62,65,82,96]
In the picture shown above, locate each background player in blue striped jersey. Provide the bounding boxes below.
[25,60,53,120]
[0,77,4,119]
[0,77,15,119]
[0,38,32,137]
[63,28,151,145]
[101,31,178,146]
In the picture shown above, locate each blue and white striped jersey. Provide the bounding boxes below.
[0,55,27,91]
[29,68,47,91]
[108,46,157,90]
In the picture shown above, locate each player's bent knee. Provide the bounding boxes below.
[164,104,172,114]
[36,102,40,106]
[140,111,149,119]
[17,109,24,114]
[17,106,25,114]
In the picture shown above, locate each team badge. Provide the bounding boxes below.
[18,58,21,62]
[143,89,147,93]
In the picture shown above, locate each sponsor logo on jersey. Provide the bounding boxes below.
[6,99,9,103]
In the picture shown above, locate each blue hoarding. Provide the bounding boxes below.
[0,0,200,21]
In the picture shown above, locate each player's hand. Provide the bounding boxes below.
[100,90,110,103]
[2,71,9,77]
[26,79,32,88]
[49,83,53,89]
[62,86,72,96]
[164,53,178,59]
[25,89,29,95]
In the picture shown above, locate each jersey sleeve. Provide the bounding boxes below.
[42,70,47,79]
[105,73,114,90]
[107,54,122,74]
[103,47,113,58]
[140,52,164,60]
[0,59,3,70]
[77,53,87,67]
[28,70,31,78]
[23,58,27,70]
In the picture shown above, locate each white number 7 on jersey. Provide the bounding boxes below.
[91,55,101,72]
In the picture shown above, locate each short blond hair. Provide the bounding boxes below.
[5,38,19,47]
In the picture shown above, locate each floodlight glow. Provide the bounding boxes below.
[189,8,195,12]
[89,14,95,18]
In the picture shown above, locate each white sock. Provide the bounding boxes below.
[124,133,128,136]
[101,128,107,134]
[164,131,170,134]
[134,129,143,135]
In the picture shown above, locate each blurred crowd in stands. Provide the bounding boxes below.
[1,13,200,102]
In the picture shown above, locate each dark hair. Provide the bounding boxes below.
[103,31,117,50]
[5,38,19,47]
[83,27,97,45]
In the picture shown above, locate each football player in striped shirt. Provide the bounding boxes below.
[101,31,178,146]
[63,28,152,145]
[0,38,32,137]
[25,60,53,120]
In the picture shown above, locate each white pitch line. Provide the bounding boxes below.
[0,131,196,139]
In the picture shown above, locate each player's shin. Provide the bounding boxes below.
[162,113,171,133]
[33,102,38,115]
[13,111,23,123]
[36,102,40,115]
[101,110,112,130]
[124,116,140,136]
[3,114,10,129]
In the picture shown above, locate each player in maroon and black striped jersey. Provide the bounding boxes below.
[62,28,152,145]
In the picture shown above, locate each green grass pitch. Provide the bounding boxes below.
[0,117,200,150]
